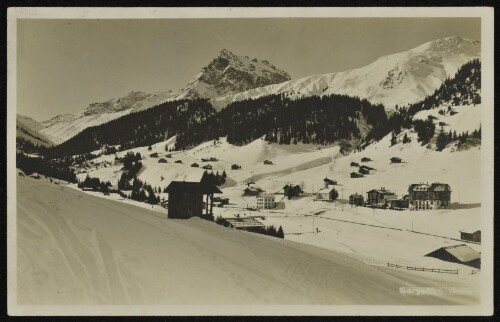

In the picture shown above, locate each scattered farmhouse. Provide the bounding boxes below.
[158,158,168,163]
[243,184,264,196]
[202,164,213,170]
[426,244,481,269]
[323,177,337,186]
[349,193,364,206]
[257,194,276,209]
[231,164,241,170]
[460,229,481,243]
[366,187,397,206]
[408,183,451,210]
[165,154,172,158]
[359,165,375,175]
[350,172,364,178]
[191,163,199,168]
[165,181,222,219]
[209,157,218,162]
[175,160,183,164]
[316,187,338,202]
[263,160,274,165]
[390,157,402,164]
[361,157,372,162]
[150,152,158,158]
[350,162,360,167]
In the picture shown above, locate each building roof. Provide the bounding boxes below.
[409,183,451,192]
[460,229,481,234]
[367,188,395,195]
[317,187,335,194]
[224,218,265,229]
[258,193,275,199]
[165,181,222,194]
[350,193,363,198]
[441,244,481,262]
[391,157,402,160]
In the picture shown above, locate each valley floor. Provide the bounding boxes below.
[17,176,479,305]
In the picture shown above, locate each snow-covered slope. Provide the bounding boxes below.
[39,91,175,144]
[17,176,477,305]
[212,36,480,110]
[16,115,54,148]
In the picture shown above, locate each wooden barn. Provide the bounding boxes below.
[202,164,213,170]
[350,162,360,167]
[263,160,274,165]
[165,181,222,219]
[323,177,337,186]
[460,229,481,243]
[426,244,481,269]
[191,163,199,168]
[390,157,402,164]
[175,160,183,164]
[361,157,372,162]
[231,164,241,170]
[158,158,168,163]
[350,172,364,178]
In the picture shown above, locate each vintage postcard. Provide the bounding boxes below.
[7,7,494,316]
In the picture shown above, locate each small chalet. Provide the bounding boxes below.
[158,158,168,163]
[231,164,241,170]
[316,187,338,201]
[390,157,402,164]
[175,160,183,164]
[150,152,158,158]
[191,163,200,168]
[165,181,222,219]
[349,193,364,206]
[263,160,273,165]
[209,157,218,161]
[460,229,481,243]
[366,187,397,206]
[165,154,172,158]
[361,157,372,162]
[359,165,375,175]
[244,184,264,196]
[426,244,481,269]
[408,182,451,210]
[350,162,360,167]
[202,164,213,170]
[323,177,337,186]
[350,172,364,178]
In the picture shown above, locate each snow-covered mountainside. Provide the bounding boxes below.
[175,48,291,100]
[212,36,480,111]
[16,115,54,148]
[39,91,176,144]
[38,49,290,145]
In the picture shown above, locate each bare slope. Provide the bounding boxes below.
[16,176,469,305]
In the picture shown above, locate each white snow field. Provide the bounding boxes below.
[17,176,479,305]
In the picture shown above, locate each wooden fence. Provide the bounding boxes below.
[387,262,458,274]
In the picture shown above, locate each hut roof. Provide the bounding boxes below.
[165,181,222,194]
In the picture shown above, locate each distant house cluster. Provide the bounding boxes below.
[349,182,451,211]
[350,157,403,178]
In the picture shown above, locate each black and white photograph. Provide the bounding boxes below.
[7,7,494,316]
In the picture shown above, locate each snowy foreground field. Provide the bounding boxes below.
[17,176,479,305]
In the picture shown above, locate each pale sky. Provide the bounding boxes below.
[17,18,480,121]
